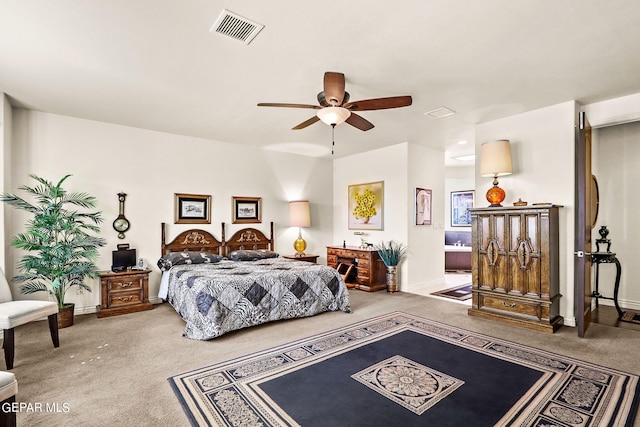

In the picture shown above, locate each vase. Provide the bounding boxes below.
[362,216,370,224]
[58,303,75,329]
[386,266,398,293]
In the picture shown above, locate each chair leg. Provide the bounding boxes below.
[48,314,60,348]
[0,395,16,427]
[2,328,14,370]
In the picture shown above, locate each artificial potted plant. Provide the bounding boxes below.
[1,174,107,328]
[374,240,408,293]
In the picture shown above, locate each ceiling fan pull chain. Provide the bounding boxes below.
[331,123,336,155]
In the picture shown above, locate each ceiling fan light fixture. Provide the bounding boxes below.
[316,107,351,126]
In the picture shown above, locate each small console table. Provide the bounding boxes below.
[590,252,622,318]
[590,226,623,319]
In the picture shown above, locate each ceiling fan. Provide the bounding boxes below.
[257,72,412,132]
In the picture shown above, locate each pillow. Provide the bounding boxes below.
[227,249,279,261]
[157,251,223,271]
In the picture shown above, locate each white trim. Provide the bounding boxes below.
[584,92,640,128]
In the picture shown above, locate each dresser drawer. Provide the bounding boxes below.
[338,249,359,259]
[481,294,540,318]
[106,275,143,292]
[357,272,370,284]
[327,254,337,265]
[357,258,370,268]
[108,290,144,307]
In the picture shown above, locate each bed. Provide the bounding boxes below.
[158,222,351,340]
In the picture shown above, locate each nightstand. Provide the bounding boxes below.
[96,269,153,318]
[282,254,319,264]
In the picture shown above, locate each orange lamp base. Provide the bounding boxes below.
[486,185,506,207]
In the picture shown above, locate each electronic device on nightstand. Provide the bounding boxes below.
[111,247,137,273]
[132,258,148,270]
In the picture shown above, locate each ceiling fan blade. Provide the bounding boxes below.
[258,103,320,109]
[292,116,320,130]
[344,95,412,111]
[345,113,375,131]
[323,72,345,106]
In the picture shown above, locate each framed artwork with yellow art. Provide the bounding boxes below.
[348,181,384,230]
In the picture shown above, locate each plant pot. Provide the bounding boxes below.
[58,303,75,329]
[386,266,398,293]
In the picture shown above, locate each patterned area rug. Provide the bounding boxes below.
[430,283,472,301]
[168,312,639,427]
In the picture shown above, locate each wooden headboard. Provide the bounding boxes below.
[161,222,224,256]
[222,221,274,256]
[161,222,274,257]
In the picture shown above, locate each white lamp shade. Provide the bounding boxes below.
[289,200,311,227]
[480,139,513,177]
[316,107,351,126]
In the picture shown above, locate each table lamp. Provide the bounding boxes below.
[480,140,513,207]
[289,200,311,256]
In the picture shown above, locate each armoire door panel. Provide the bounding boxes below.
[525,214,539,251]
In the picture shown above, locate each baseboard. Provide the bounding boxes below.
[73,298,164,316]
[74,305,97,315]
[597,298,640,311]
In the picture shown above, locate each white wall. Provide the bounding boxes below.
[592,121,640,311]
[407,143,445,289]
[0,93,11,272]
[445,165,475,231]
[333,142,445,292]
[7,109,333,312]
[475,101,577,325]
[333,143,409,246]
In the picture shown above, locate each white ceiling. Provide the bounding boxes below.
[1,1,640,164]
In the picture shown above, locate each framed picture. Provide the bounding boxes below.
[451,190,474,227]
[232,196,262,224]
[415,188,432,225]
[175,193,211,224]
[348,181,384,230]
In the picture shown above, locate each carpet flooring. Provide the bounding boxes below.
[7,290,640,426]
[169,312,640,426]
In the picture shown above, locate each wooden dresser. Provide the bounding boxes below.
[97,269,153,318]
[467,205,563,333]
[327,246,387,292]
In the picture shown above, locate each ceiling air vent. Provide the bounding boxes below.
[211,10,264,45]
[425,107,456,119]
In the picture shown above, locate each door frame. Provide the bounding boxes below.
[575,111,592,338]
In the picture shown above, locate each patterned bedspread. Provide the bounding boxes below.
[166,258,351,340]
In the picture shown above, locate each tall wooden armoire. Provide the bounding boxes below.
[467,204,563,333]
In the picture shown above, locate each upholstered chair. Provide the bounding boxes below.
[0,268,59,370]
[0,370,17,426]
